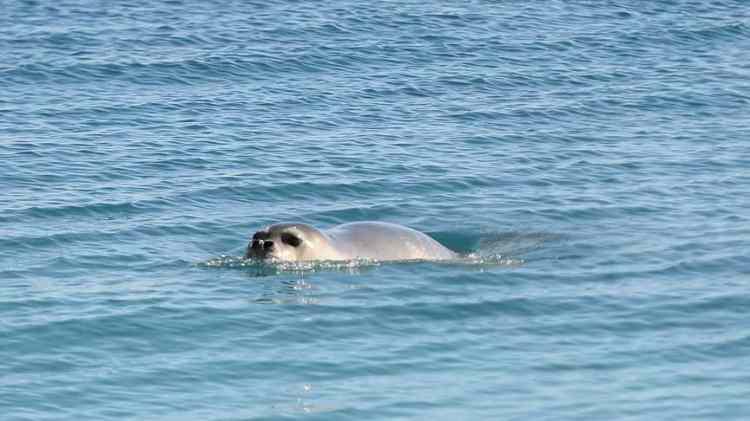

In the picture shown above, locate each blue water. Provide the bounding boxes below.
[2,1,750,419]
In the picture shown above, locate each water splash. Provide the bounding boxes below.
[198,255,381,275]
[199,251,523,273]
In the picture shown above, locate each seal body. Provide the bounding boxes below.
[246,221,456,262]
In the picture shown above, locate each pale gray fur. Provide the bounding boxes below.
[326,222,456,261]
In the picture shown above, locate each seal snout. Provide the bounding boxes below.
[246,231,274,259]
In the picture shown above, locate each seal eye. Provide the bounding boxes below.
[281,233,302,247]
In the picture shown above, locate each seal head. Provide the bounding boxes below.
[245,223,342,261]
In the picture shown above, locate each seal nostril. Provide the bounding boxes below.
[264,241,274,249]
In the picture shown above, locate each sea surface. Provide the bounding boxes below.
[2,1,749,420]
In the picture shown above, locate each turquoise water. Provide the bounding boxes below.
[2,1,750,419]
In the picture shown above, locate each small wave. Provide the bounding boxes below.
[199,252,521,275]
[477,231,561,257]
[458,253,524,267]
[198,255,382,275]
[668,22,749,44]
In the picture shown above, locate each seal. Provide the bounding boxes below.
[245,221,457,262]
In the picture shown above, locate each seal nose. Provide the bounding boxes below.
[246,230,274,259]
[247,238,274,259]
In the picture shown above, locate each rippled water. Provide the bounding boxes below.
[2,1,750,419]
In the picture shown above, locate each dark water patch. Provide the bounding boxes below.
[0,49,385,87]
[0,200,154,223]
[668,22,750,44]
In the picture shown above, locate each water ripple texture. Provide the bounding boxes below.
[1,1,749,420]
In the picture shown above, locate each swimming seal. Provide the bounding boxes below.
[245,221,457,261]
